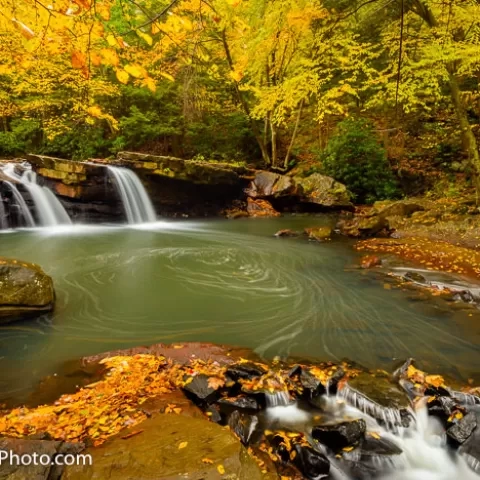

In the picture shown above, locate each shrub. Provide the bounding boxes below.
[322,118,399,203]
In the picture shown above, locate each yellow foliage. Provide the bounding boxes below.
[116,69,130,84]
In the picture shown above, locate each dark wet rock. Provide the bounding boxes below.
[292,444,330,480]
[304,226,332,241]
[458,419,480,474]
[228,410,259,445]
[63,413,266,480]
[295,173,353,210]
[427,395,457,420]
[0,257,55,323]
[447,412,477,445]
[226,362,268,382]
[246,197,281,217]
[340,373,411,428]
[360,434,403,456]
[393,358,414,380]
[299,369,326,398]
[0,437,84,480]
[451,390,480,406]
[205,404,223,424]
[274,229,301,237]
[403,271,427,283]
[452,290,476,304]
[218,395,260,411]
[182,374,223,405]
[312,419,366,451]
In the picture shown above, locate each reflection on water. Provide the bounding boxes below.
[0,217,479,402]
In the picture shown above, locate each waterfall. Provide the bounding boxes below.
[107,166,156,224]
[20,170,72,226]
[2,181,35,227]
[0,163,71,227]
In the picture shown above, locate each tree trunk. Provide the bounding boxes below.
[271,123,278,167]
[448,71,480,195]
[283,99,304,169]
[221,30,271,165]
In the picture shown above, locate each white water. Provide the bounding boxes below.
[264,392,479,479]
[1,180,35,227]
[1,163,71,227]
[107,166,156,224]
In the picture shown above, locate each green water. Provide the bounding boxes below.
[0,217,478,402]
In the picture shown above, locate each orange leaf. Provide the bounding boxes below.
[71,51,87,70]
[202,458,213,464]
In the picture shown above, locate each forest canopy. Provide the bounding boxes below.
[0,0,479,190]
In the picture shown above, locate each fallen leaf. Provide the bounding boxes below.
[178,441,188,449]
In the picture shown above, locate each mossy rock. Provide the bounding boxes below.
[0,257,54,323]
[63,414,268,480]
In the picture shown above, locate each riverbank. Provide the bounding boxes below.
[0,342,478,479]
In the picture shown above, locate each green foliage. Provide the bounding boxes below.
[0,119,41,156]
[322,118,399,204]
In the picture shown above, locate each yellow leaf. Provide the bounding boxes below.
[178,441,188,449]
[368,432,381,439]
[426,375,445,388]
[91,53,102,67]
[137,30,153,46]
[96,3,111,20]
[106,35,117,47]
[87,106,102,118]
[116,69,129,84]
[152,22,162,34]
[124,64,146,78]
[101,48,119,67]
[217,464,225,475]
[160,71,175,82]
[342,446,354,452]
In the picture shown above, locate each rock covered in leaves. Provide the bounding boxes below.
[246,197,281,217]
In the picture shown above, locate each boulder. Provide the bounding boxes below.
[63,413,266,480]
[336,216,389,238]
[218,395,260,411]
[245,171,295,198]
[0,257,55,323]
[312,419,366,451]
[295,173,353,209]
[246,197,280,217]
[228,410,259,445]
[226,362,268,381]
[375,200,425,218]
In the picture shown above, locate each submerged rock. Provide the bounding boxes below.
[304,226,332,241]
[0,257,55,323]
[312,419,366,451]
[274,229,301,237]
[63,414,266,480]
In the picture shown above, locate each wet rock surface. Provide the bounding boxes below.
[312,419,366,451]
[246,197,281,217]
[62,414,266,480]
[0,438,84,480]
[0,257,55,323]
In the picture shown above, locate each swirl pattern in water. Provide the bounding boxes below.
[0,218,478,401]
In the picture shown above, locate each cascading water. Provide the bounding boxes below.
[20,170,72,226]
[0,163,71,227]
[2,181,35,227]
[107,166,157,224]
